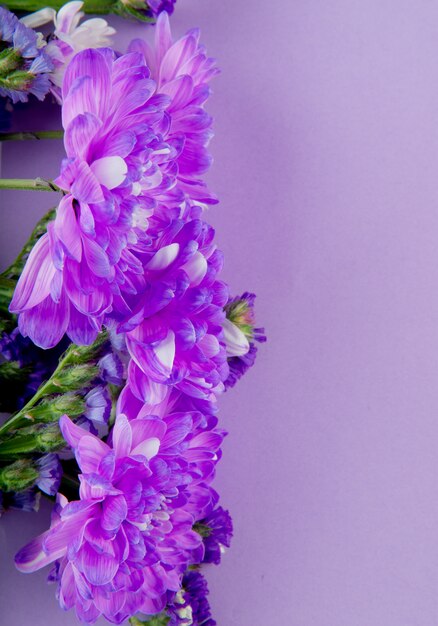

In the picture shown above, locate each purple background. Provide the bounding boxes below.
[2,1,438,624]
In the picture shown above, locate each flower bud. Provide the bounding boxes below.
[36,424,65,452]
[0,459,39,492]
[0,48,21,75]
[50,364,100,393]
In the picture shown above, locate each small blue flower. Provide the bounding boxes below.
[0,7,52,104]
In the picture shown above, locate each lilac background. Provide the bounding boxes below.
[3,0,438,624]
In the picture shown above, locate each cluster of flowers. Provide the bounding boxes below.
[0,0,177,117]
[0,5,264,625]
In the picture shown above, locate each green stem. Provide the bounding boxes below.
[2,0,116,13]
[0,131,63,142]
[0,348,76,437]
[0,332,109,438]
[0,178,61,192]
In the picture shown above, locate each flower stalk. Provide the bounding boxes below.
[0,178,61,192]
[2,0,156,21]
[0,331,108,437]
[2,0,115,13]
[0,131,63,142]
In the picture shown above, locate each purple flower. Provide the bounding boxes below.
[167,571,216,626]
[121,0,177,19]
[0,7,53,104]
[129,11,220,204]
[3,489,41,513]
[84,386,111,424]
[118,383,226,521]
[98,352,124,386]
[223,292,266,389]
[10,47,177,348]
[22,2,116,98]
[196,506,233,566]
[36,454,62,496]
[15,412,210,623]
[119,217,230,402]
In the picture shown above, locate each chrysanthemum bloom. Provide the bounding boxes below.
[15,412,216,623]
[0,6,53,103]
[119,381,225,521]
[129,11,220,204]
[21,1,116,95]
[10,47,178,348]
[118,216,230,401]
[167,571,216,626]
[223,292,266,389]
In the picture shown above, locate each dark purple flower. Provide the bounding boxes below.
[84,385,112,424]
[4,488,41,513]
[98,352,124,386]
[167,571,216,626]
[196,506,233,566]
[36,454,62,496]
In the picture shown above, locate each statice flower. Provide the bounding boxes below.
[15,412,215,623]
[129,11,220,204]
[195,505,233,566]
[10,47,177,348]
[0,6,53,103]
[223,293,266,389]
[22,1,116,95]
[36,453,63,496]
[0,489,40,515]
[167,571,216,626]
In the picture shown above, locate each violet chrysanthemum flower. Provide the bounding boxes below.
[129,11,220,204]
[118,382,226,520]
[15,413,212,623]
[167,571,216,626]
[0,7,53,103]
[195,505,233,566]
[10,47,177,348]
[120,217,230,402]
[223,292,266,389]
[22,1,116,97]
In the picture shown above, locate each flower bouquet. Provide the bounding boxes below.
[0,2,265,624]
